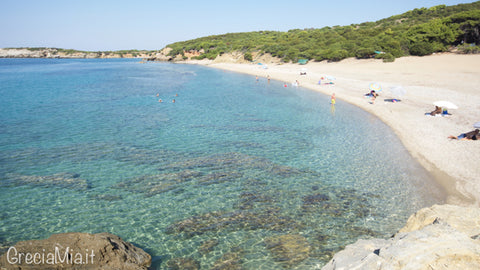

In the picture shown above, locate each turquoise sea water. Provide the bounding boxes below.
[0,58,444,269]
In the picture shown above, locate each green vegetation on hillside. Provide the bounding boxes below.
[166,1,480,62]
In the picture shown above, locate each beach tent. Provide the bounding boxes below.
[298,59,308,65]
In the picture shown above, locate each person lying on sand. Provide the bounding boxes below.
[448,129,479,140]
[430,106,442,116]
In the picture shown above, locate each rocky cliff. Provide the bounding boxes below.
[322,204,480,270]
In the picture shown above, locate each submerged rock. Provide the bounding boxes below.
[0,232,151,269]
[198,239,219,255]
[265,234,311,268]
[88,193,123,201]
[165,257,200,270]
[3,172,90,190]
[165,209,302,238]
[162,152,312,177]
[114,170,202,197]
[211,249,244,270]
[236,191,275,210]
[197,171,243,186]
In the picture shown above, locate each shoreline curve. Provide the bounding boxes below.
[183,53,480,206]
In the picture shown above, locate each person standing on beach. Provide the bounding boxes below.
[331,93,336,105]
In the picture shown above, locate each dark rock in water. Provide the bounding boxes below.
[197,171,243,186]
[311,185,319,191]
[198,239,219,254]
[303,193,330,204]
[165,209,302,238]
[237,191,275,210]
[165,257,200,270]
[302,193,330,212]
[88,193,123,201]
[348,226,378,238]
[163,152,266,171]
[211,249,244,270]
[3,172,90,190]
[0,232,151,269]
[300,189,377,221]
[114,170,202,197]
[162,152,312,178]
[265,234,311,268]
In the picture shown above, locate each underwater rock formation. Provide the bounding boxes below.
[265,234,311,268]
[114,170,202,197]
[165,257,200,270]
[162,152,312,178]
[165,209,302,238]
[211,248,244,270]
[3,172,90,190]
[198,239,219,255]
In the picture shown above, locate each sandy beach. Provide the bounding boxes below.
[188,53,480,205]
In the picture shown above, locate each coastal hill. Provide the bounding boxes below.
[0,47,158,59]
[2,2,478,62]
[159,1,480,63]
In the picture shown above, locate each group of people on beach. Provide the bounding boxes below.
[362,86,478,141]
[426,106,477,140]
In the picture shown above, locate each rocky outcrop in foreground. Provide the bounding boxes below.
[0,232,151,269]
[322,204,480,270]
[1,205,478,269]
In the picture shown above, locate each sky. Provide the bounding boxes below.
[0,0,477,51]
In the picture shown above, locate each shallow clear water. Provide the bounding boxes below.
[0,59,444,269]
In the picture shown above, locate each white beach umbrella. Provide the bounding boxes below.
[433,101,458,110]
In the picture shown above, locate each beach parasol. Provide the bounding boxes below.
[389,86,406,98]
[369,82,382,92]
[474,122,480,128]
[433,101,458,110]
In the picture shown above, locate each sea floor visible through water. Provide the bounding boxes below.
[0,58,444,269]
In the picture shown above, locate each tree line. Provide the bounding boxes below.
[166,2,480,62]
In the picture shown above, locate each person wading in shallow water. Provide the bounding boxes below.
[330,93,336,116]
